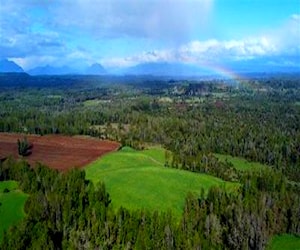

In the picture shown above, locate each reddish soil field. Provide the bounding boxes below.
[0,133,120,171]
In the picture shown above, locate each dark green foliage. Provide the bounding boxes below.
[0,74,300,248]
[17,137,32,156]
[1,157,299,249]
[0,74,299,183]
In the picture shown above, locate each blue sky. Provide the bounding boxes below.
[0,0,299,70]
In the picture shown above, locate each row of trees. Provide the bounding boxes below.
[119,97,300,181]
[1,79,299,183]
[0,157,299,249]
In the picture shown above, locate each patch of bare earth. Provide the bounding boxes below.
[0,133,120,171]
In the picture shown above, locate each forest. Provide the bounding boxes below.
[0,73,299,249]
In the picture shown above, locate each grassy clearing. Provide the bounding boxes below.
[267,234,300,250]
[0,181,18,192]
[215,153,266,171]
[140,146,166,164]
[85,147,237,217]
[0,181,28,243]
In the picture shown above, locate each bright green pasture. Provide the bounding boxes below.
[85,147,236,217]
[0,181,28,243]
[0,181,18,192]
[215,153,266,171]
[267,234,300,250]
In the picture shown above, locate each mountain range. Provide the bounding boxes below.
[125,62,212,76]
[1,57,299,76]
[0,59,24,73]
[0,60,108,76]
[85,63,106,75]
[27,65,76,75]
[27,63,107,75]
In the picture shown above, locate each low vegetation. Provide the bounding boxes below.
[17,137,32,156]
[215,153,267,171]
[85,147,237,217]
[0,74,299,248]
[267,234,300,250]
[1,158,299,249]
[0,181,28,243]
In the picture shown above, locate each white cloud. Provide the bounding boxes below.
[0,0,214,64]
[181,37,278,59]
[291,14,300,21]
[11,56,57,70]
[101,14,300,67]
[271,14,300,54]
[50,0,214,42]
[102,50,172,68]
[1,1,299,69]
[102,36,279,67]
[11,48,95,70]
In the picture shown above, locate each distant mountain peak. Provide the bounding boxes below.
[85,63,106,75]
[27,65,76,75]
[126,62,206,76]
[0,59,24,73]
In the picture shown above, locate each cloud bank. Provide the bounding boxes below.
[103,14,300,68]
[0,1,299,70]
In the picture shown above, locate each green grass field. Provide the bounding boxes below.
[85,147,237,217]
[267,234,300,250]
[215,153,267,171]
[0,181,28,243]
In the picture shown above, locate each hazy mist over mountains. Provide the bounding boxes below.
[1,1,299,77]
[1,57,299,77]
[0,59,24,73]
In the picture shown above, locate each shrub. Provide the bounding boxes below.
[17,137,32,156]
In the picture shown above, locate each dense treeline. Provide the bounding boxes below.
[130,98,300,182]
[0,157,299,249]
[115,92,300,182]
[0,74,300,248]
[1,75,300,183]
[0,75,299,182]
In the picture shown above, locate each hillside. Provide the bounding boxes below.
[85,147,237,217]
[27,65,77,75]
[0,59,24,73]
[85,63,106,75]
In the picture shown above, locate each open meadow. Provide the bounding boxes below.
[215,153,267,171]
[85,147,237,217]
[0,181,28,243]
[267,234,300,250]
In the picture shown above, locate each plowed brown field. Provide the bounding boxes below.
[0,133,120,171]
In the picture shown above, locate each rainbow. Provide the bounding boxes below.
[183,60,246,86]
[198,62,245,83]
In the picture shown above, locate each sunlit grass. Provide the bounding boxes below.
[0,181,28,243]
[85,147,237,217]
[267,234,300,250]
[215,153,267,171]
